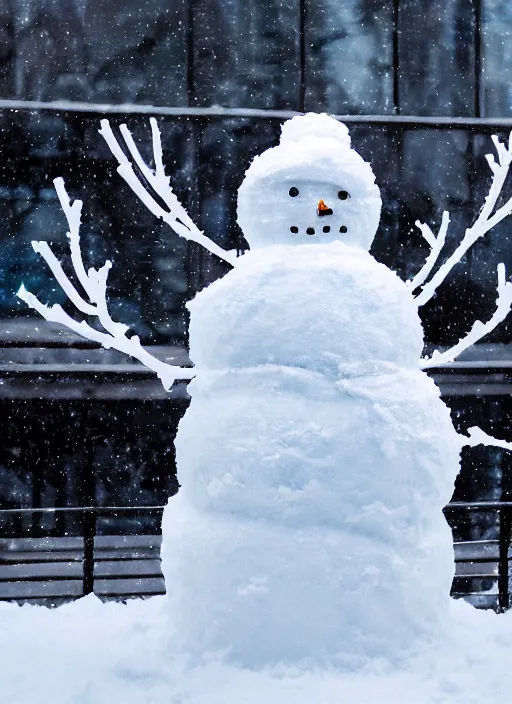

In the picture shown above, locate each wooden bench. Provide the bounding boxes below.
[452,540,501,610]
[0,535,165,605]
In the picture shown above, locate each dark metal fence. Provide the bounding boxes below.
[2,500,512,610]
[0,505,165,603]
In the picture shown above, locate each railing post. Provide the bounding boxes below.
[83,509,95,595]
[299,0,306,112]
[498,505,512,611]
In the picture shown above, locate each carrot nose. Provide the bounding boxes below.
[317,199,333,216]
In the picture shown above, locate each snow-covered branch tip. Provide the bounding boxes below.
[406,211,449,292]
[461,426,512,451]
[413,131,512,307]
[421,263,512,369]
[98,118,237,267]
[16,178,193,391]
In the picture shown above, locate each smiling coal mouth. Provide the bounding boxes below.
[290,226,347,235]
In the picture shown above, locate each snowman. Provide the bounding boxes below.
[160,114,461,667]
[17,112,512,669]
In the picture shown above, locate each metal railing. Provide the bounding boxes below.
[0,99,511,129]
[1,501,512,608]
[0,505,165,597]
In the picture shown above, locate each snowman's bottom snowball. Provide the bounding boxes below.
[162,496,453,670]
[167,365,460,668]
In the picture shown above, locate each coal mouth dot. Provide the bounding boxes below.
[339,225,347,233]
[322,226,331,233]
[290,226,299,233]
[306,227,315,235]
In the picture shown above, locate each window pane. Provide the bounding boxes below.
[197,117,281,288]
[191,0,300,109]
[0,0,188,105]
[90,402,182,511]
[0,399,184,537]
[0,109,198,345]
[347,124,401,265]
[305,0,394,114]
[6,112,506,356]
[482,0,512,116]
[468,131,512,345]
[398,0,476,116]
[399,129,474,349]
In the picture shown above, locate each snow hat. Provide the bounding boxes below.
[237,113,382,251]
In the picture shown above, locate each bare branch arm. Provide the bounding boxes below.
[421,263,512,368]
[98,118,237,267]
[17,179,193,390]
[415,131,512,307]
[406,211,449,291]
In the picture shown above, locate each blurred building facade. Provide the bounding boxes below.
[0,0,511,601]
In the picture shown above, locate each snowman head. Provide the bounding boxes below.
[237,113,382,251]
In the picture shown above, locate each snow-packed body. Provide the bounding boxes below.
[164,241,461,667]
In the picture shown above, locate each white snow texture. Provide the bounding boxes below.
[163,113,462,669]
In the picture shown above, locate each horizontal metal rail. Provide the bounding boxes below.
[0,361,510,400]
[0,364,191,374]
[2,99,512,130]
[446,502,512,509]
[0,360,509,376]
[0,358,511,372]
[0,505,164,514]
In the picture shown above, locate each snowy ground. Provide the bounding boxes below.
[1,593,511,703]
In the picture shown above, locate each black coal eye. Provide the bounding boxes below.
[289,187,299,197]
[338,190,349,200]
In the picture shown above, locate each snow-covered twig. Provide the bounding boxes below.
[415,132,512,307]
[407,212,449,291]
[98,118,237,266]
[462,426,512,451]
[16,178,193,390]
[421,263,512,368]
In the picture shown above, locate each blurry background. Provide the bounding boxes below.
[0,0,512,607]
